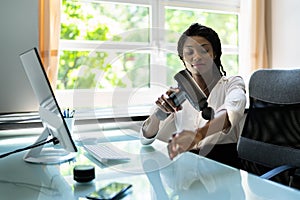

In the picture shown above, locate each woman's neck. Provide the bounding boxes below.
[192,71,221,96]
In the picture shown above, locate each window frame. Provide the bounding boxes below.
[56,0,240,115]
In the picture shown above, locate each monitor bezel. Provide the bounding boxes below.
[20,47,77,164]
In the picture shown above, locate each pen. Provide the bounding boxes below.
[70,109,75,118]
[63,108,75,118]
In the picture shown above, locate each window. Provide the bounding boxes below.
[57,0,240,113]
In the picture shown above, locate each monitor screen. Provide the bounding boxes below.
[19,47,77,164]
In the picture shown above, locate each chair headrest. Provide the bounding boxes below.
[249,69,300,104]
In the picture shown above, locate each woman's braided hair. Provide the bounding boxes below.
[177,23,226,76]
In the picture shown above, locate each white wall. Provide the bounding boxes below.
[268,0,300,69]
[0,0,39,113]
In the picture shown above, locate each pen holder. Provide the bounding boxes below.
[64,117,75,135]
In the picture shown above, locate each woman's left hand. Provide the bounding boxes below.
[167,130,203,160]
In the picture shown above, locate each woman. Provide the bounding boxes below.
[140,23,246,168]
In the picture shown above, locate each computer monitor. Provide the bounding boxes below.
[19,47,77,164]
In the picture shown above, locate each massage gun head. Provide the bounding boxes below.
[172,70,215,120]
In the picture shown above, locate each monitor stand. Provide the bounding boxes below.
[23,128,76,164]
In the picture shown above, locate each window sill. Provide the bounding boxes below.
[0,105,151,132]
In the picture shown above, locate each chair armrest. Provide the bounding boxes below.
[260,165,297,179]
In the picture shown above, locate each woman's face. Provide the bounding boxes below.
[182,36,215,75]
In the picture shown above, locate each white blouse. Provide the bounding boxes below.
[140,76,247,149]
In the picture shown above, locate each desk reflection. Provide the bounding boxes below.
[0,153,74,200]
[140,147,245,200]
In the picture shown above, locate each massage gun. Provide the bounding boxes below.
[156,69,214,120]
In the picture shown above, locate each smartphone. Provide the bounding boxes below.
[86,182,132,200]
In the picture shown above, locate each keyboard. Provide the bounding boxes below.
[83,143,130,162]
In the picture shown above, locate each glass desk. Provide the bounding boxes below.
[0,128,300,200]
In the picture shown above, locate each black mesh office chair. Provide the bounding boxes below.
[237,69,300,188]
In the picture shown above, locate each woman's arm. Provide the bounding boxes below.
[167,109,230,160]
[141,113,161,139]
[140,110,177,145]
[140,87,181,145]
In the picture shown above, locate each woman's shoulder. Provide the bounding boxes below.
[219,75,245,85]
[221,75,244,81]
[216,75,245,92]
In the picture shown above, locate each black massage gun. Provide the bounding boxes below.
[156,69,214,120]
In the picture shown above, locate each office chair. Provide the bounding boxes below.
[237,69,300,188]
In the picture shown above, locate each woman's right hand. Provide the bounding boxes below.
[155,88,182,113]
[167,129,204,160]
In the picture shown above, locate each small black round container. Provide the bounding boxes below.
[73,165,95,183]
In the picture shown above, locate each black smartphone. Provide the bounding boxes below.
[86,182,132,200]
